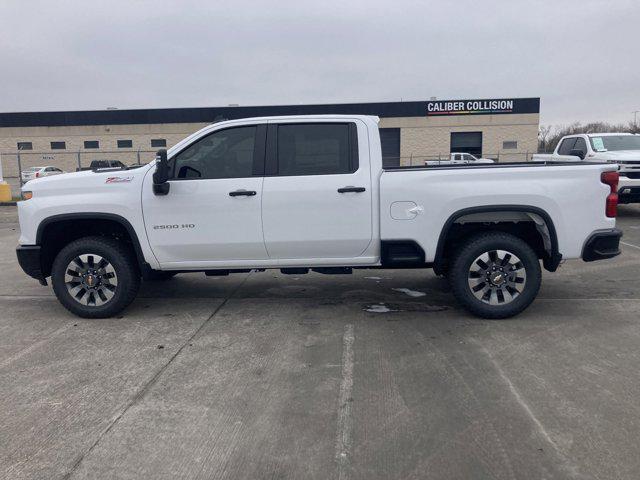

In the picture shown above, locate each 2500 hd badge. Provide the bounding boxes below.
[153,224,195,230]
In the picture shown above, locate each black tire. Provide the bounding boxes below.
[449,232,541,319]
[144,271,178,281]
[51,236,141,318]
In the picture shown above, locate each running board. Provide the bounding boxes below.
[280,267,353,275]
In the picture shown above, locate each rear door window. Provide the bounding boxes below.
[273,123,358,176]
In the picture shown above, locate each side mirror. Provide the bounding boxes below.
[569,149,585,160]
[152,149,170,195]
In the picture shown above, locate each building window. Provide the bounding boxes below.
[51,141,66,150]
[17,142,33,150]
[503,141,518,149]
[117,139,133,148]
[151,138,167,148]
[84,140,99,149]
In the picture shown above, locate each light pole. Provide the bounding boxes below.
[633,110,639,128]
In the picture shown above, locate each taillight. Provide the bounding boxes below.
[35,172,40,178]
[601,171,619,218]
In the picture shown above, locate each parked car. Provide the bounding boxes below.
[76,160,127,171]
[16,115,621,320]
[425,153,495,165]
[21,166,65,183]
[532,133,640,203]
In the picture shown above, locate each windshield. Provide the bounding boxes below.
[27,167,43,171]
[589,135,640,152]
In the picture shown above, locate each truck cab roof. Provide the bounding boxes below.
[585,133,638,137]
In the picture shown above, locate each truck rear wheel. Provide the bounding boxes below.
[449,232,541,319]
[51,236,140,318]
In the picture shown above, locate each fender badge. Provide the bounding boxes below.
[105,176,133,184]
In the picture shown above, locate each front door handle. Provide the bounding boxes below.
[229,189,257,197]
[337,186,366,193]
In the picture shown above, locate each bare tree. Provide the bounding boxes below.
[537,125,553,153]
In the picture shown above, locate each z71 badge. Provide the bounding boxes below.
[105,176,133,184]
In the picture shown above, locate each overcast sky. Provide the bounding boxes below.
[0,0,638,127]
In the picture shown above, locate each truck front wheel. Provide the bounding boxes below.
[51,236,141,318]
[449,232,541,319]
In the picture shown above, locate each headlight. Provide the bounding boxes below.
[22,191,33,200]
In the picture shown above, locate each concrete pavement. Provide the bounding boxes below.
[1,205,640,479]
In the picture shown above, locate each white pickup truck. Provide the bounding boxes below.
[16,115,622,319]
[533,133,640,204]
[425,152,494,165]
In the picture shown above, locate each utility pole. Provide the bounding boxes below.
[633,110,639,128]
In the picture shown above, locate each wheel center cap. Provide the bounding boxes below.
[490,272,505,286]
[85,275,96,287]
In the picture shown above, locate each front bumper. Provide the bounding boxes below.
[16,245,46,284]
[582,229,622,262]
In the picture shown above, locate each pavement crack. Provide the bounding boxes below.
[335,323,355,480]
[471,339,588,479]
[62,272,253,479]
[0,322,74,370]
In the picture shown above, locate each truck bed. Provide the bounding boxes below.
[379,161,617,263]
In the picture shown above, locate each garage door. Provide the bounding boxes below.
[380,128,401,167]
[451,131,483,157]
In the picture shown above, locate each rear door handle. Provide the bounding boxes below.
[337,186,366,193]
[229,189,257,197]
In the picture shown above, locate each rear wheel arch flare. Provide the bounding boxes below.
[433,205,560,274]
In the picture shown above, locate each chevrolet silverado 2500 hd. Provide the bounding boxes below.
[532,133,640,204]
[16,115,622,319]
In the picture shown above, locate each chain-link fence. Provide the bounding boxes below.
[385,151,536,167]
[0,149,159,195]
[0,148,538,199]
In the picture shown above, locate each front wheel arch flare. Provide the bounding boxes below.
[36,213,150,277]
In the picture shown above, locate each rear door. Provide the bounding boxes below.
[261,120,373,261]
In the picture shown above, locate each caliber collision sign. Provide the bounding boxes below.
[426,98,539,116]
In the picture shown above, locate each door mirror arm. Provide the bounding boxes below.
[153,149,171,195]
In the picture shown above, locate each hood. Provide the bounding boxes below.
[593,150,640,163]
[22,164,154,195]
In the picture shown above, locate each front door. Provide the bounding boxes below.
[142,124,268,267]
[261,121,373,261]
